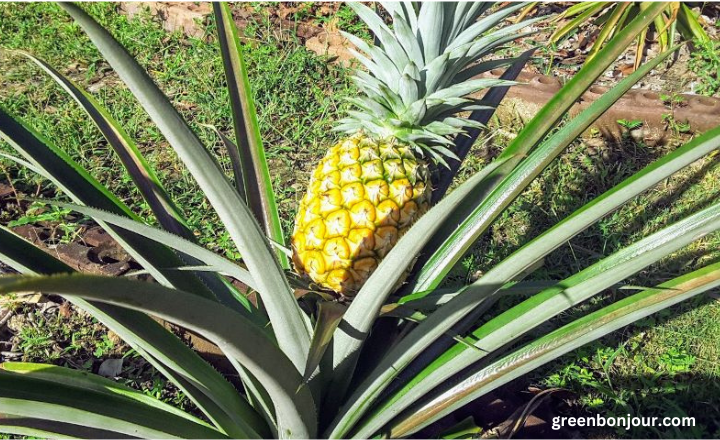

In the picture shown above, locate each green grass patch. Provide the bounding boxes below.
[688,38,720,97]
[0,1,353,254]
[456,122,720,437]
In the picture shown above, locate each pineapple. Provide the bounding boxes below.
[292,2,528,295]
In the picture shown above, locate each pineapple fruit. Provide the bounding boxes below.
[292,2,529,295]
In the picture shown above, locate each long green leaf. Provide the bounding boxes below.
[327,119,720,438]
[164,363,267,439]
[228,355,278,436]
[412,2,670,293]
[205,124,247,202]
[15,50,188,237]
[418,2,444,63]
[0,152,44,176]
[13,49,252,310]
[587,3,631,61]
[0,415,136,439]
[0,107,226,302]
[550,2,608,43]
[388,261,720,436]
[677,3,710,43]
[57,2,312,372]
[0,226,267,438]
[0,274,317,439]
[42,200,258,295]
[303,302,346,383]
[435,48,536,200]
[325,155,513,420]
[553,1,603,20]
[382,281,558,318]
[0,367,225,439]
[413,45,676,297]
[3,362,207,424]
[445,3,529,54]
[213,3,288,269]
[351,199,720,438]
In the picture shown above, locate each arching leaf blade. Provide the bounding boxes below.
[57,2,312,372]
[388,261,720,436]
[0,226,268,438]
[13,50,189,237]
[435,48,536,201]
[213,3,288,269]
[0,274,317,438]
[0,416,135,439]
[0,367,226,439]
[413,44,678,293]
[0,107,219,301]
[40,200,258,298]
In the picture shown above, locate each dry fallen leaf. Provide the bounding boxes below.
[305,31,356,67]
[0,291,43,306]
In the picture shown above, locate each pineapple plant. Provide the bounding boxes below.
[1,2,719,439]
[292,3,528,295]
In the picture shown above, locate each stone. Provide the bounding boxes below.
[83,226,116,248]
[98,358,124,378]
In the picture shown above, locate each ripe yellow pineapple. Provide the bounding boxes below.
[292,2,530,295]
[292,135,430,293]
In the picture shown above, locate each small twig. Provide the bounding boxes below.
[0,161,25,216]
[505,388,563,439]
[0,351,22,358]
[0,310,13,327]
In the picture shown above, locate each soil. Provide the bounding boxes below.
[115,2,720,96]
[114,2,720,143]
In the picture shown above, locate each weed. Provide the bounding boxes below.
[7,202,81,244]
[688,38,720,97]
[333,4,371,40]
[617,119,643,130]
[8,304,114,367]
[662,113,692,135]
[92,333,115,358]
[16,320,57,361]
[660,93,685,106]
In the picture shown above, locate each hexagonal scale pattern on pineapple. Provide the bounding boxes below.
[292,135,430,295]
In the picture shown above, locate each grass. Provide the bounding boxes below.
[455,123,720,437]
[3,301,194,413]
[688,38,720,97]
[0,1,354,256]
[537,295,720,438]
[0,3,719,438]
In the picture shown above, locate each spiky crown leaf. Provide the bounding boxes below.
[336,2,536,164]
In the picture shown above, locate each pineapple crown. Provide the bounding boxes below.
[335,2,537,166]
